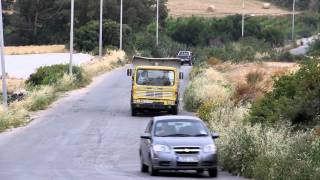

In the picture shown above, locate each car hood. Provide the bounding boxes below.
[153,137,214,147]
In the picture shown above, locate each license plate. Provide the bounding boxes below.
[177,156,198,162]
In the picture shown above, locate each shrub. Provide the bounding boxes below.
[184,71,232,112]
[207,57,221,66]
[26,64,86,87]
[74,19,133,53]
[249,60,320,126]
[246,70,264,85]
[308,39,320,57]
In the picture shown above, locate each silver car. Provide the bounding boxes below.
[139,116,219,177]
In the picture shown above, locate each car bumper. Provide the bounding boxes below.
[151,152,217,170]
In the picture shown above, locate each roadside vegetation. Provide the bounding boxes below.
[184,59,320,179]
[0,50,126,132]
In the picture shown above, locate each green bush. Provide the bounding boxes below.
[26,64,85,86]
[74,19,133,53]
[308,39,320,57]
[249,60,320,126]
[135,32,186,58]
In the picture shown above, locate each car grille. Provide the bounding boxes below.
[159,161,171,167]
[177,162,199,167]
[173,146,200,154]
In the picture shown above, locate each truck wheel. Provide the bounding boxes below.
[131,107,137,116]
[208,168,218,177]
[171,106,178,115]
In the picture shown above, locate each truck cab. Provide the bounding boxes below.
[127,56,183,116]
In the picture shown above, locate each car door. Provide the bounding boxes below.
[141,119,153,163]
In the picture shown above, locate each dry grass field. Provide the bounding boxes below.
[167,0,291,17]
[0,77,25,94]
[5,45,66,55]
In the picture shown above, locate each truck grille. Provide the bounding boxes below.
[173,146,201,154]
[136,91,174,98]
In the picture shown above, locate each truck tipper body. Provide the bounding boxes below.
[127,56,183,116]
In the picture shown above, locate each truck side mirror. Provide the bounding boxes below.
[179,72,184,80]
[127,69,132,76]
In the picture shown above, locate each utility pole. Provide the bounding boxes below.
[69,0,74,75]
[156,0,159,46]
[120,0,123,50]
[0,0,7,109]
[99,0,103,57]
[292,0,296,41]
[242,0,245,38]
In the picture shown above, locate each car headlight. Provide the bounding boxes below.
[153,144,170,153]
[203,144,217,153]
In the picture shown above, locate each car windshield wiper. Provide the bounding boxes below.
[193,134,209,137]
[160,134,191,137]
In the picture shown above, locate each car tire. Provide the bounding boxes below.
[140,156,148,173]
[189,61,193,66]
[208,168,218,177]
[148,165,158,176]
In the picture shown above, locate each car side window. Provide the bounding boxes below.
[145,120,153,133]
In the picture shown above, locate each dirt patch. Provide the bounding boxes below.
[167,0,291,18]
[5,45,66,55]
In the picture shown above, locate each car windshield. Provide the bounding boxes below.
[154,120,209,137]
[136,69,175,86]
[178,51,190,56]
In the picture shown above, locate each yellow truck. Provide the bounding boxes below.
[127,56,184,116]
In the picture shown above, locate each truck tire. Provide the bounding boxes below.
[170,106,178,115]
[131,107,137,116]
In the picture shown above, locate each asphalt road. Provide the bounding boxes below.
[0,65,242,180]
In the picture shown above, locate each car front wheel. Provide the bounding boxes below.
[148,165,158,176]
[208,168,218,177]
[140,158,148,173]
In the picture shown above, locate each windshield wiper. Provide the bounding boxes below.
[193,134,209,137]
[160,134,191,137]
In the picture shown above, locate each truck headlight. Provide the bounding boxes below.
[203,144,217,153]
[153,144,171,153]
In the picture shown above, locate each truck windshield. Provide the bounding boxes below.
[136,69,175,86]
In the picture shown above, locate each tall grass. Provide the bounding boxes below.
[184,65,320,179]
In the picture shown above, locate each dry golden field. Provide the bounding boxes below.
[167,0,291,17]
[5,45,66,55]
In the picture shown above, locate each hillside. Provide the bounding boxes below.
[167,0,292,17]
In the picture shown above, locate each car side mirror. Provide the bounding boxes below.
[179,72,184,80]
[211,132,220,139]
[140,133,151,139]
[127,69,132,76]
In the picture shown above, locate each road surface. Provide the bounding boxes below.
[0,65,242,180]
[290,35,319,56]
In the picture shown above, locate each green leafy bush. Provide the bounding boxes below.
[74,19,133,53]
[249,60,320,126]
[308,39,320,57]
[26,64,86,86]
